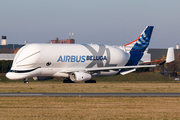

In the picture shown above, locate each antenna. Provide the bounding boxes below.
[71,33,74,39]
[69,33,71,39]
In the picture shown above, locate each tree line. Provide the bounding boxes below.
[0,60,13,73]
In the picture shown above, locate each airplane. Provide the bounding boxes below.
[6,26,175,83]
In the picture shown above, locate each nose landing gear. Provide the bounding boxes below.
[24,78,29,84]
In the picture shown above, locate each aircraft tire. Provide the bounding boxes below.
[24,81,29,84]
[63,79,74,83]
[85,80,96,83]
[24,78,29,84]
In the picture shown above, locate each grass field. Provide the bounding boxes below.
[0,97,180,120]
[0,72,179,93]
[0,72,180,119]
[1,82,180,93]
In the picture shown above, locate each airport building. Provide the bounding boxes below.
[51,33,75,44]
[51,38,75,44]
[1,36,7,45]
[0,36,24,54]
[148,44,180,61]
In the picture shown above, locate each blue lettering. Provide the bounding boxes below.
[86,56,89,60]
[76,56,81,62]
[90,56,93,60]
[93,56,96,61]
[66,55,70,62]
[57,56,63,62]
[57,55,107,62]
[103,56,107,60]
[71,56,75,62]
[62,56,67,62]
[81,56,85,62]
[96,56,100,61]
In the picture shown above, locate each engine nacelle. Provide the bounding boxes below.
[33,76,54,81]
[70,72,91,82]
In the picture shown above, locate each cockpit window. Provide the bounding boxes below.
[9,67,41,73]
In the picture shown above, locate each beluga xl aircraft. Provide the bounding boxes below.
[6,26,174,83]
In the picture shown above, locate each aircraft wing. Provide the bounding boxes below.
[84,65,156,72]
[85,64,157,75]
[60,65,156,73]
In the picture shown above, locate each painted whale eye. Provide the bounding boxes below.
[46,62,51,66]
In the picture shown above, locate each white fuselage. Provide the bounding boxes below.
[6,44,130,80]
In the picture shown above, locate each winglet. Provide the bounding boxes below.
[166,47,174,63]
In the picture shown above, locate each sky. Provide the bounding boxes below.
[0,0,180,48]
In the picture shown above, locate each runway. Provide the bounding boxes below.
[0,93,180,97]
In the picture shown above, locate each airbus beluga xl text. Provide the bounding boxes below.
[6,26,174,83]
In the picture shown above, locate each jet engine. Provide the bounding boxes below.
[33,76,54,81]
[70,72,91,81]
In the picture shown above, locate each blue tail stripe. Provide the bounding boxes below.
[125,26,154,66]
[116,26,154,75]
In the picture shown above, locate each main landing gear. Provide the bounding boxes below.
[63,78,96,83]
[85,80,96,83]
[24,78,29,84]
[63,78,74,83]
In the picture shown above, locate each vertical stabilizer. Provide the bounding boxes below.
[126,26,154,66]
[166,47,175,63]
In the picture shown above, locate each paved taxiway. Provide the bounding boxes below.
[0,93,180,97]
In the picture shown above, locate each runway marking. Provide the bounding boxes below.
[0,93,43,96]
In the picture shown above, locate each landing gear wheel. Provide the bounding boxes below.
[85,80,96,83]
[24,78,29,84]
[63,78,74,83]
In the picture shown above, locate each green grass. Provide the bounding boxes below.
[0,97,180,120]
[0,72,180,93]
[0,72,180,119]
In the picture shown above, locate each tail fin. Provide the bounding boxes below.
[126,26,154,66]
[166,47,175,63]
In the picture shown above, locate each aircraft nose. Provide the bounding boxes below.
[6,72,18,80]
[6,72,13,80]
[6,72,30,80]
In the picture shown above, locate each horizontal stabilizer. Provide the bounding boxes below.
[166,47,174,63]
